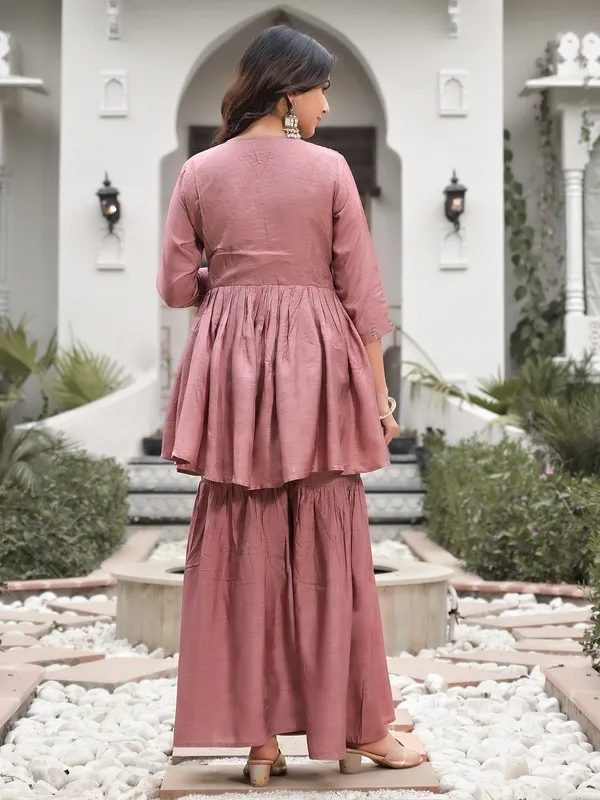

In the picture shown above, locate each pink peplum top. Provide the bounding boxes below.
[157,136,394,489]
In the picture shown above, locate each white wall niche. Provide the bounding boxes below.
[96,225,125,271]
[440,225,467,270]
[439,69,469,116]
[100,69,128,117]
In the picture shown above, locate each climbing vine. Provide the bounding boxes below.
[506,44,565,366]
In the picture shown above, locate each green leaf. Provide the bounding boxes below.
[514,285,527,301]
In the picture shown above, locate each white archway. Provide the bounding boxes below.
[158,8,402,410]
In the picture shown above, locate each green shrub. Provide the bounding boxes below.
[527,389,600,478]
[0,450,129,581]
[583,528,600,667]
[423,437,600,584]
[0,408,67,493]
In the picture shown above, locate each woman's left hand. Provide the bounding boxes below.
[381,414,400,445]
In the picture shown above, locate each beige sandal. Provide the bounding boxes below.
[243,749,287,787]
[340,734,424,773]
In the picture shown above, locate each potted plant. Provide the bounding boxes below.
[414,427,445,476]
[142,428,163,457]
[388,428,418,456]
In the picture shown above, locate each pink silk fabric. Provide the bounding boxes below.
[158,137,394,488]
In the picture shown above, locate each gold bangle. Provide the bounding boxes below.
[379,396,397,420]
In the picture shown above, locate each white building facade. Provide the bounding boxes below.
[0,0,599,459]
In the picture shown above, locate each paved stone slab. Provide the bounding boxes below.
[389,707,413,732]
[0,610,63,624]
[0,633,41,650]
[0,664,44,739]
[159,760,440,797]
[464,609,591,629]
[450,576,589,599]
[401,529,463,569]
[0,647,104,667]
[0,610,109,630]
[513,625,587,641]
[48,600,117,619]
[444,649,589,669]
[387,657,519,687]
[0,622,53,638]
[544,667,600,754]
[52,613,112,629]
[458,600,519,618]
[513,639,584,655]
[48,657,177,689]
[88,528,162,579]
[544,666,600,698]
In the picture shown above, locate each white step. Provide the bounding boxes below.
[128,489,424,524]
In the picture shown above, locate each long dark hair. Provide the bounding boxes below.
[213,26,334,145]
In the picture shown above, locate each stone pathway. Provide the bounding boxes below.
[47,600,118,619]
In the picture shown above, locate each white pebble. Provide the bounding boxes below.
[537,697,561,713]
[424,674,448,693]
[31,781,58,796]
[0,781,35,799]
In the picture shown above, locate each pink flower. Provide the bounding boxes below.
[546,465,555,475]
[521,495,527,501]
[539,474,547,480]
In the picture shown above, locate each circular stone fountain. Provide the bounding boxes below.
[112,559,454,657]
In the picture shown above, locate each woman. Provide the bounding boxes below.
[157,25,423,787]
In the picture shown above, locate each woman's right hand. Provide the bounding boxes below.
[381,413,400,445]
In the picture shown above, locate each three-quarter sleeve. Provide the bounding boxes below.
[157,163,207,308]
[331,154,394,345]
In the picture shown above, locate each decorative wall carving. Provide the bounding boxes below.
[589,318,600,356]
[439,69,468,116]
[100,70,128,117]
[0,31,13,78]
[582,33,600,78]
[96,226,124,270]
[555,31,600,78]
[107,0,121,39]
[440,226,467,270]
[448,0,460,38]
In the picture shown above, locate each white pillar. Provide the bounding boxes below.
[0,174,9,318]
[0,101,8,318]
[565,169,585,315]
[564,168,586,357]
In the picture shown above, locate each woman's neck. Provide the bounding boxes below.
[237,114,286,138]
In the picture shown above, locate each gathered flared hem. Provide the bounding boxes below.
[173,474,395,761]
[169,456,389,489]
[162,284,390,490]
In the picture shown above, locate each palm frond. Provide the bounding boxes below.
[404,361,468,404]
[0,316,39,386]
[0,408,66,492]
[47,343,131,412]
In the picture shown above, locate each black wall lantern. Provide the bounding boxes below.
[97,173,121,233]
[443,171,467,231]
